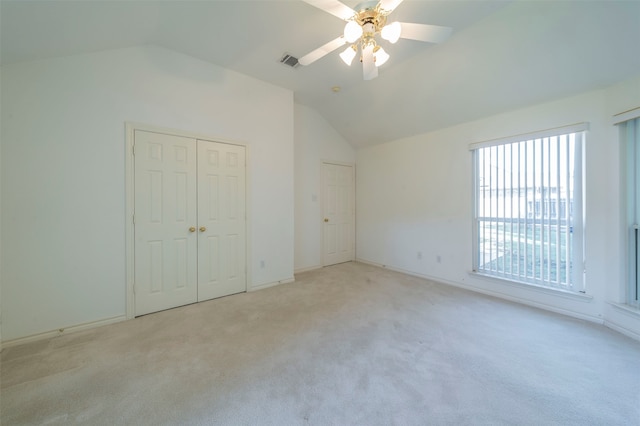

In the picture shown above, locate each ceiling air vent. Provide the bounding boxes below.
[280,53,300,69]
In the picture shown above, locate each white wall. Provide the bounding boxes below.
[1,45,294,342]
[0,66,3,351]
[357,74,640,339]
[294,103,355,272]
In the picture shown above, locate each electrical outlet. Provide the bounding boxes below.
[436,255,442,263]
[417,251,422,260]
[260,260,265,268]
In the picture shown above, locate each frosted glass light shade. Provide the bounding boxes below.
[374,47,389,67]
[381,21,402,44]
[339,45,357,66]
[344,21,363,43]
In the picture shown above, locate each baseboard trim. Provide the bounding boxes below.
[2,315,127,349]
[356,258,386,268]
[355,258,603,325]
[294,265,322,274]
[249,277,295,292]
[603,320,640,341]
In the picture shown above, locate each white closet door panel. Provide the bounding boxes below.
[323,163,355,266]
[134,131,198,316]
[197,141,246,301]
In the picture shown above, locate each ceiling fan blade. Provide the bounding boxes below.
[298,36,347,66]
[379,0,404,13]
[301,0,356,21]
[399,23,453,44]
[362,44,378,80]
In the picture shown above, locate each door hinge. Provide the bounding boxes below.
[132,144,135,156]
[133,283,136,295]
[132,214,135,225]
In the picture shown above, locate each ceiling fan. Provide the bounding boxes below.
[298,0,453,80]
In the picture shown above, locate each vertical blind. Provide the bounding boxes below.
[470,123,587,292]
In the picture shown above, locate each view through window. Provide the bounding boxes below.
[471,125,586,292]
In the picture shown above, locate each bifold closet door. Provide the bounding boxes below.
[134,131,198,316]
[197,141,246,301]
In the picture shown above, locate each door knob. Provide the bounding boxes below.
[199,226,207,232]
[324,218,329,222]
[189,227,196,233]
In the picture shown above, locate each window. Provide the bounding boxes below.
[471,124,587,292]
[619,113,640,307]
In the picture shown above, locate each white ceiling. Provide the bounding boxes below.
[2,0,639,148]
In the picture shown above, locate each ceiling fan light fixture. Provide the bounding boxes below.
[381,21,402,44]
[339,45,357,66]
[374,46,389,67]
[299,0,453,80]
[344,21,363,43]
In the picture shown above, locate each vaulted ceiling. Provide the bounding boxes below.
[2,0,639,147]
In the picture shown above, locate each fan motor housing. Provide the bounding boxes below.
[354,2,388,34]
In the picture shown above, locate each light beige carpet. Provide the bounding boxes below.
[2,262,640,425]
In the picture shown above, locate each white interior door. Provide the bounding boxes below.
[133,130,247,316]
[134,130,198,316]
[323,162,355,266]
[197,141,247,301]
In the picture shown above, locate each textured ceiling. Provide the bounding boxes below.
[2,0,639,147]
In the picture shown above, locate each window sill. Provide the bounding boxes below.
[608,302,640,318]
[468,271,593,302]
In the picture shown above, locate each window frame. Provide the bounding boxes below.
[618,112,640,308]
[470,123,588,293]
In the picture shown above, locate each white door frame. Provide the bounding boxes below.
[125,122,251,319]
[321,160,356,266]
